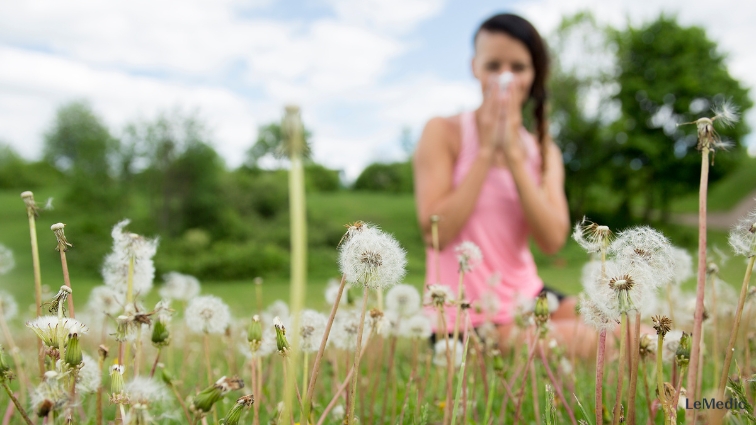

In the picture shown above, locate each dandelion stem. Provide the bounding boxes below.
[149,348,161,378]
[687,145,710,423]
[627,311,641,425]
[96,354,104,425]
[58,250,75,318]
[612,312,627,425]
[450,314,471,425]
[123,255,135,379]
[203,333,212,386]
[168,382,193,424]
[0,381,32,425]
[303,274,347,422]
[483,378,496,425]
[596,328,607,425]
[316,333,372,425]
[513,332,539,424]
[640,359,653,421]
[530,360,540,425]
[710,269,721,389]
[23,195,46,377]
[438,305,453,425]
[380,335,398,423]
[446,269,465,423]
[538,340,578,425]
[717,255,756,398]
[0,306,29,401]
[346,288,370,424]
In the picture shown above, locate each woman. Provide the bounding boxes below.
[413,13,593,356]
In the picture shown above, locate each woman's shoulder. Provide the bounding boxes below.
[418,113,464,158]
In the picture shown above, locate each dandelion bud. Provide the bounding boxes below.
[98,345,109,361]
[110,364,125,395]
[0,345,11,382]
[151,320,170,347]
[247,315,262,346]
[64,327,83,368]
[192,376,244,414]
[159,365,175,387]
[51,223,73,252]
[534,292,550,327]
[273,317,290,356]
[639,333,654,360]
[676,332,691,368]
[491,349,505,373]
[220,395,254,425]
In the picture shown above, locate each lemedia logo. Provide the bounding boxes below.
[684,398,749,410]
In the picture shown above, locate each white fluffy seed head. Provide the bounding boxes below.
[123,376,170,405]
[74,353,101,394]
[572,217,611,254]
[338,224,407,289]
[385,284,421,317]
[26,316,89,348]
[159,272,201,301]
[185,295,231,334]
[424,284,454,307]
[455,241,482,273]
[325,278,348,307]
[0,291,18,320]
[729,206,756,258]
[608,226,675,287]
[432,339,463,368]
[266,300,290,323]
[102,220,159,297]
[578,293,618,331]
[330,310,370,351]
[584,259,655,318]
[86,285,124,316]
[398,314,432,340]
[297,310,327,353]
[0,244,14,275]
[669,246,694,285]
[712,99,740,127]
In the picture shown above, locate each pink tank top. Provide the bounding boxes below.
[423,110,544,331]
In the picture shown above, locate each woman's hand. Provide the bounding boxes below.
[498,80,528,165]
[476,75,502,158]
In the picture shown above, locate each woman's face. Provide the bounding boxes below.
[472,30,534,105]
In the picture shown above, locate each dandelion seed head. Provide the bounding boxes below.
[0,291,18,320]
[670,246,693,285]
[123,376,170,405]
[385,284,421,317]
[432,339,464,368]
[102,220,158,296]
[424,284,454,307]
[75,353,101,394]
[159,272,201,301]
[585,260,654,317]
[608,226,675,287]
[729,205,756,257]
[87,285,123,316]
[185,295,231,334]
[572,217,611,253]
[26,316,88,348]
[265,300,290,323]
[325,278,348,306]
[338,224,407,289]
[0,244,14,275]
[297,309,326,353]
[330,310,370,351]
[398,314,432,339]
[578,293,618,331]
[455,241,482,273]
[712,99,740,127]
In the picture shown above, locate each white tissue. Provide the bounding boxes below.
[498,71,514,91]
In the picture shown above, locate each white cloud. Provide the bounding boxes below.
[325,0,445,33]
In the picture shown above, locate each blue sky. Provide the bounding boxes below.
[0,0,754,180]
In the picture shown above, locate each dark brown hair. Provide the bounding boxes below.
[474,13,550,169]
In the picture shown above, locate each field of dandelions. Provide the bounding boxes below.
[0,101,755,425]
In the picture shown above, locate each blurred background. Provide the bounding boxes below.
[1,0,754,311]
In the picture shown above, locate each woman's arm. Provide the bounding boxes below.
[508,139,570,254]
[413,117,494,250]
[500,84,570,254]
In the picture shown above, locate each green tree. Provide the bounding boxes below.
[611,15,752,221]
[43,100,122,208]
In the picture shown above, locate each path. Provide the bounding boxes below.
[673,188,756,230]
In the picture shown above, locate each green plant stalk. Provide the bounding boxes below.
[1,381,33,425]
[717,255,756,398]
[316,336,372,425]
[595,328,607,425]
[513,332,539,424]
[0,305,29,402]
[627,311,641,425]
[97,354,104,425]
[446,270,465,422]
[438,305,452,425]
[123,255,135,378]
[450,315,471,425]
[347,288,370,424]
[203,333,212,386]
[287,149,306,424]
[655,333,669,425]
[687,146,710,423]
[483,378,496,425]
[59,249,75,318]
[710,270,720,389]
[612,312,627,425]
[25,201,45,377]
[538,341,578,425]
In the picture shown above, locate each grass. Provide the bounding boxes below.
[669,155,756,213]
